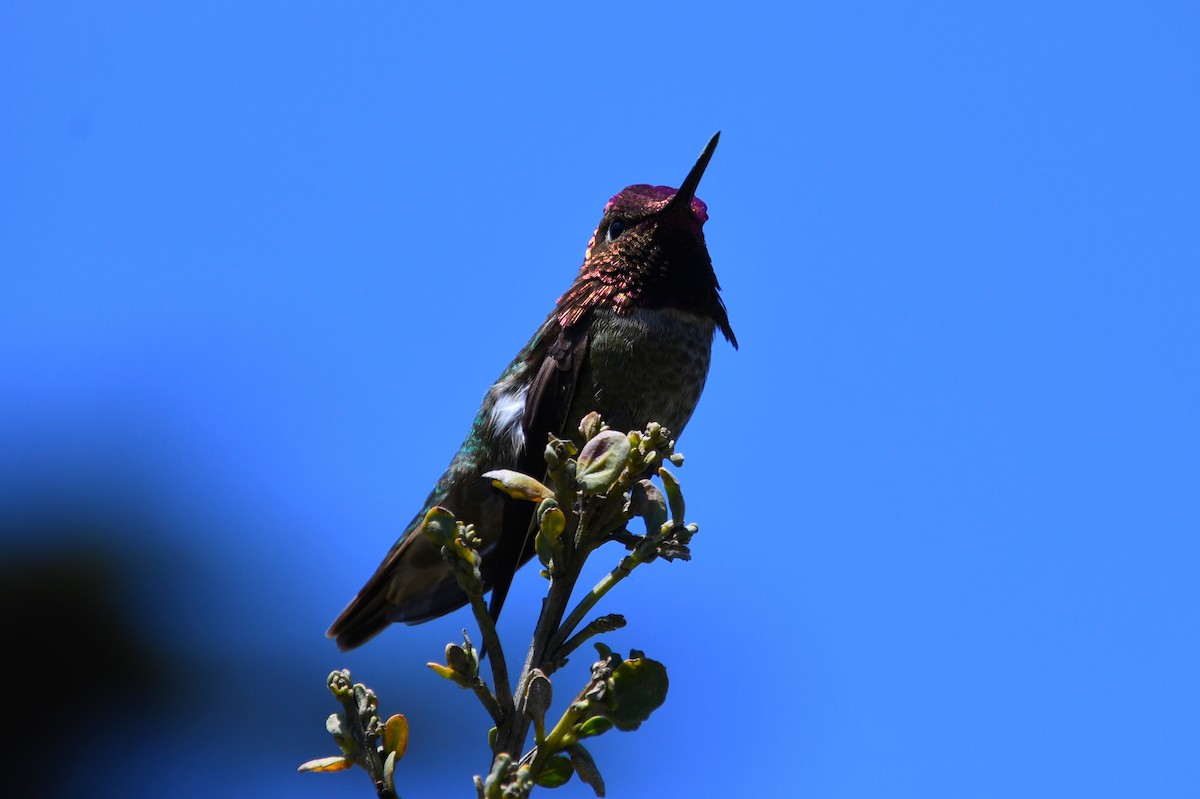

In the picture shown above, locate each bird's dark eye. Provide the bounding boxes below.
[605,219,627,243]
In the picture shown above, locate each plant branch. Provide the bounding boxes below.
[467,589,513,721]
[495,558,584,758]
[549,552,641,659]
[552,614,626,663]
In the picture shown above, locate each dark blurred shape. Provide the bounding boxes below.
[0,517,170,799]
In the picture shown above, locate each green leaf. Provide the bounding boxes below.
[574,716,614,739]
[325,712,358,757]
[658,467,686,522]
[446,643,472,675]
[383,751,397,793]
[605,656,669,731]
[483,469,554,501]
[538,503,566,541]
[534,754,574,788]
[630,480,668,534]
[575,431,631,494]
[578,411,604,441]
[535,504,567,570]
[567,744,606,797]
[427,662,458,681]
[383,713,409,760]
[420,506,458,546]
[535,529,555,570]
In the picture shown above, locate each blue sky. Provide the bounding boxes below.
[2,3,1198,797]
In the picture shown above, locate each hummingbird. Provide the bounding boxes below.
[328,133,736,651]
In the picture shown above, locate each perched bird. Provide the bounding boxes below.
[328,134,736,651]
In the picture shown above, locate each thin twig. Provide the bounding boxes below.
[495,565,583,758]
[470,676,504,725]
[548,554,639,658]
[467,590,514,721]
[550,614,625,664]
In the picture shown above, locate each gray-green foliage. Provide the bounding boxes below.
[300,412,699,797]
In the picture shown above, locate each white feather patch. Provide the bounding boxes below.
[489,384,528,457]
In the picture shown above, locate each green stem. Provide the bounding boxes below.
[470,676,504,726]
[492,502,593,760]
[467,590,513,722]
[529,700,589,776]
[548,551,642,659]
[552,614,625,663]
[494,565,582,758]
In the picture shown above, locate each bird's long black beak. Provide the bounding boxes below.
[665,131,720,216]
